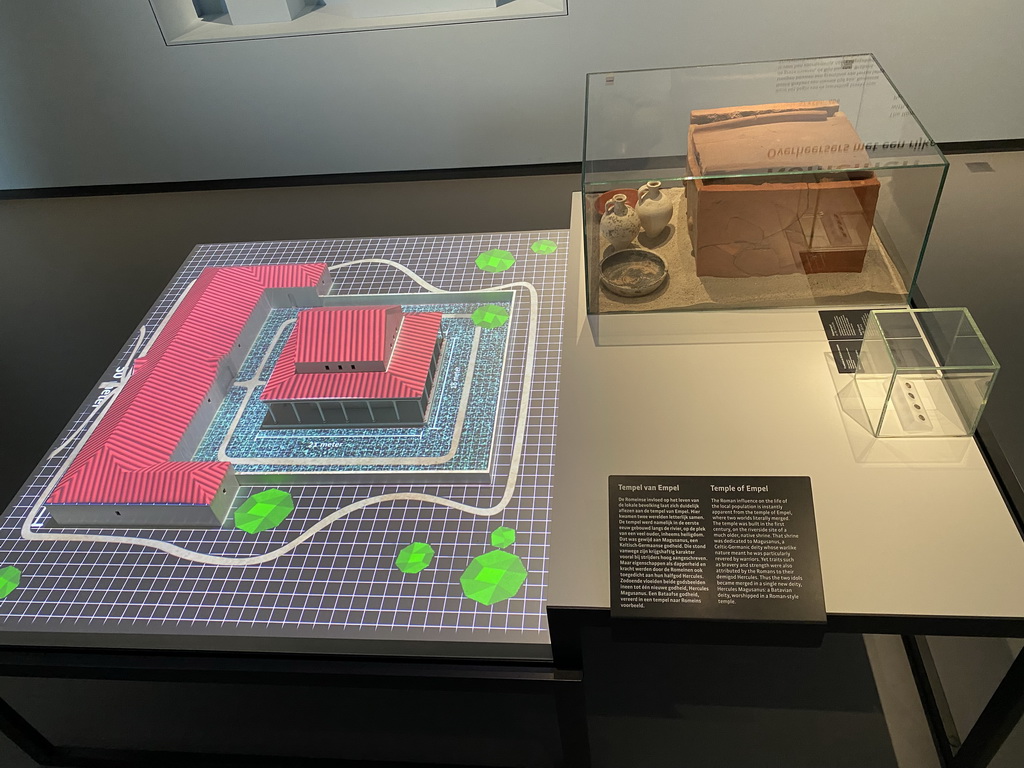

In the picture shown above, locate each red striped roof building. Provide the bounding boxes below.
[293,305,403,373]
[46,263,330,527]
[261,306,442,429]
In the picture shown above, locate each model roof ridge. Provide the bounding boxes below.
[293,304,403,367]
[384,314,405,370]
[381,314,441,388]
[53,459,231,506]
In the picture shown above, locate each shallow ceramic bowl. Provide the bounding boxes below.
[600,249,668,297]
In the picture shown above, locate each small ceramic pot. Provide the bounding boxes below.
[595,188,639,214]
[636,181,674,239]
[600,194,641,250]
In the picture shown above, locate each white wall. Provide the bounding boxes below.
[0,1,1021,190]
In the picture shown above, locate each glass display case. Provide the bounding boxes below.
[854,308,999,437]
[582,54,948,313]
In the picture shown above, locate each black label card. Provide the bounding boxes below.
[819,310,873,373]
[828,339,864,374]
[609,476,825,625]
[819,309,873,340]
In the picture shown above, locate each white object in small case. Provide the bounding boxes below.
[890,378,934,433]
[600,194,641,250]
[636,180,674,238]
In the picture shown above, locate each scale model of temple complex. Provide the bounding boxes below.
[40,262,497,529]
[0,231,566,645]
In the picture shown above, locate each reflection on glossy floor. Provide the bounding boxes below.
[0,151,1021,766]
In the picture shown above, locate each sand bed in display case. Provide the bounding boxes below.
[583,55,948,314]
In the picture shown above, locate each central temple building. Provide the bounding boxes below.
[261,305,443,429]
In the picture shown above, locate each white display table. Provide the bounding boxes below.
[549,192,1024,768]
[551,193,1024,631]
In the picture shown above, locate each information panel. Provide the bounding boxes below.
[609,475,825,626]
[819,309,873,374]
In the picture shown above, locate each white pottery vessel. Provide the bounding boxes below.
[636,180,674,238]
[600,194,641,250]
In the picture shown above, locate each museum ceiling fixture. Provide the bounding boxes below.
[150,0,567,45]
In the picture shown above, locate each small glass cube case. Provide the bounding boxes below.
[853,308,999,437]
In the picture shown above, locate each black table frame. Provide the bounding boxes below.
[0,648,589,767]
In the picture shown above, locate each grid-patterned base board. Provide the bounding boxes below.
[0,232,568,657]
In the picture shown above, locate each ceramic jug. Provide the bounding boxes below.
[600,194,641,250]
[636,181,673,239]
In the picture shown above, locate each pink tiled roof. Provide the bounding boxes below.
[294,306,402,366]
[47,263,329,507]
[261,312,441,402]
